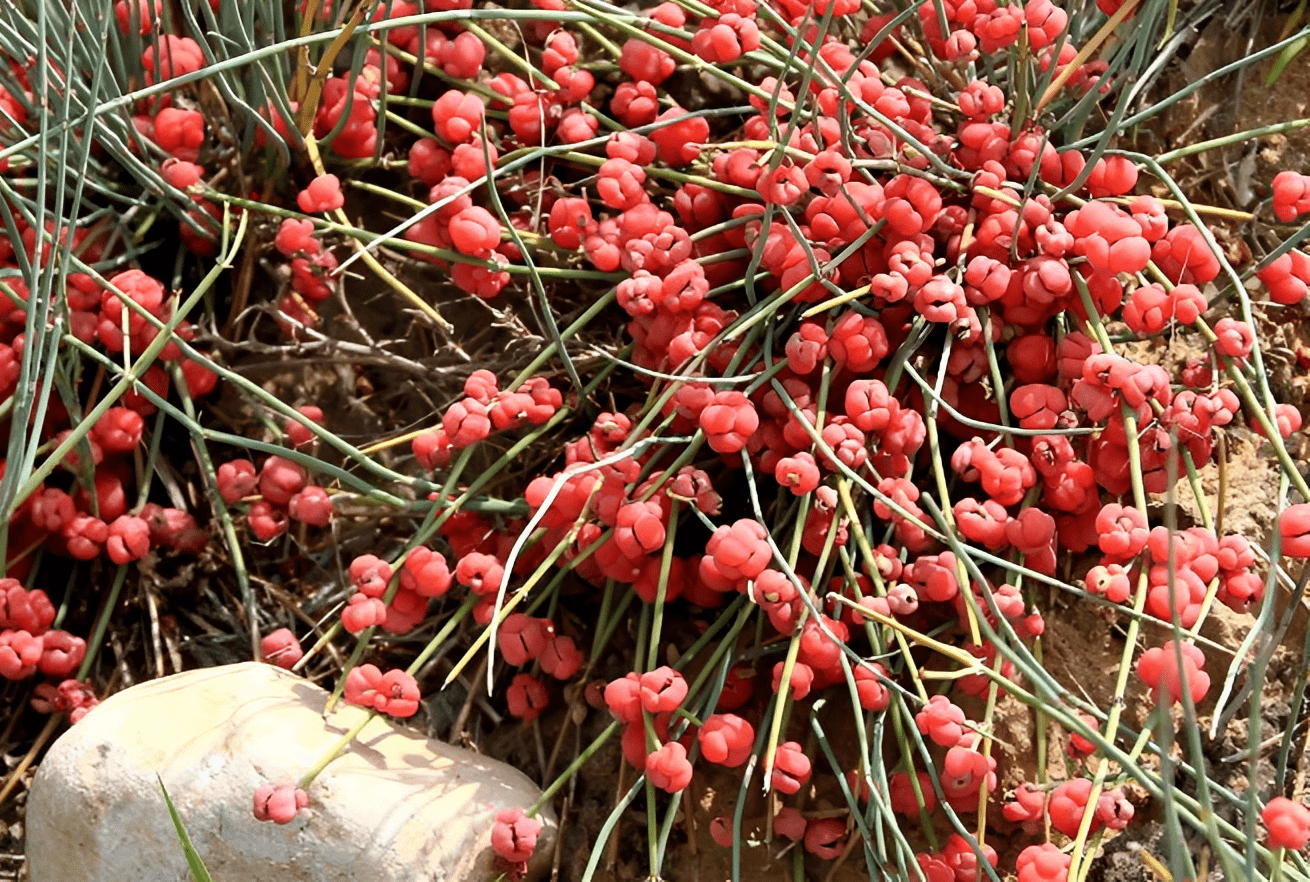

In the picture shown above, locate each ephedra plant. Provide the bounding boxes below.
[1,0,1310,880]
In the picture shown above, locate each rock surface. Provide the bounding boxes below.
[26,662,554,881]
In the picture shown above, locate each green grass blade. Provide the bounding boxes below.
[157,777,215,882]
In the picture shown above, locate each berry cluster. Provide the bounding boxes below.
[0,260,217,725]
[217,415,335,543]
[96,0,1309,873]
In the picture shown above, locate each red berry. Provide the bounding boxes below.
[285,405,324,447]
[341,593,387,634]
[1016,842,1070,882]
[1263,796,1310,849]
[916,694,968,747]
[770,741,812,794]
[261,628,302,669]
[296,174,344,214]
[1282,504,1310,557]
[288,486,333,526]
[697,713,754,767]
[803,817,845,859]
[217,459,258,504]
[1136,640,1209,706]
[448,206,501,255]
[646,741,693,792]
[491,807,543,863]
[153,108,205,161]
[259,456,308,507]
[699,391,758,454]
[1273,171,1310,223]
[775,453,820,495]
[106,516,150,564]
[252,783,308,825]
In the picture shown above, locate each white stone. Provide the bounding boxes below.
[26,662,554,881]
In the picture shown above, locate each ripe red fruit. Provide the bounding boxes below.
[407,138,452,186]
[697,714,754,767]
[646,741,694,792]
[498,614,552,667]
[1272,171,1310,223]
[259,456,308,507]
[153,108,205,162]
[1048,778,1095,837]
[770,741,812,794]
[852,662,891,710]
[1084,563,1131,603]
[491,807,543,863]
[160,157,203,190]
[142,35,205,83]
[1016,843,1070,882]
[619,38,676,86]
[37,631,86,679]
[106,516,150,564]
[597,158,648,211]
[0,630,42,680]
[804,150,852,197]
[547,197,596,250]
[288,486,333,526]
[1095,503,1148,562]
[92,407,144,453]
[260,628,302,669]
[649,107,709,167]
[539,635,583,679]
[1212,317,1254,361]
[829,311,889,374]
[252,783,308,825]
[455,552,504,595]
[1010,384,1066,431]
[217,459,258,504]
[775,453,820,495]
[709,817,735,848]
[448,206,501,255]
[348,554,393,598]
[604,673,643,724]
[296,174,344,214]
[1281,504,1310,557]
[63,515,109,560]
[343,664,420,717]
[115,0,161,34]
[1263,796,1310,849]
[0,581,54,636]
[285,405,324,448]
[638,666,688,714]
[341,592,387,634]
[699,391,759,454]
[103,269,165,334]
[757,163,808,207]
[772,661,814,699]
[1136,640,1210,706]
[785,321,829,374]
[399,547,452,598]
[1003,782,1047,828]
[804,817,846,859]
[507,672,549,721]
[692,13,760,63]
[443,398,492,448]
[412,429,452,470]
[431,90,485,144]
[374,668,421,717]
[701,519,771,589]
[916,694,967,747]
[274,219,320,257]
[1152,223,1220,285]
[774,806,807,841]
